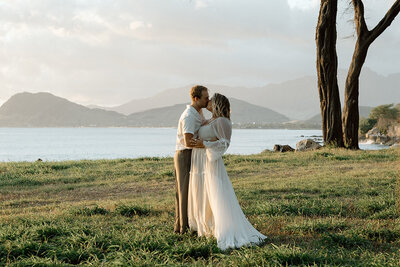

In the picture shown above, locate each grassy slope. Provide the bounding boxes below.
[0,148,399,266]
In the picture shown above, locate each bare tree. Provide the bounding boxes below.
[316,0,400,148]
[316,0,345,147]
[342,0,400,149]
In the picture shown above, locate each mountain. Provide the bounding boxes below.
[0,92,127,127]
[87,104,107,109]
[97,68,400,120]
[107,85,192,116]
[223,98,290,124]
[98,82,317,120]
[0,93,289,127]
[305,106,374,125]
[125,98,290,127]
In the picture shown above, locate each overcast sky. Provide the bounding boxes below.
[0,0,399,107]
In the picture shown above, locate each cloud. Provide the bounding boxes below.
[287,0,318,10]
[195,0,209,9]
[130,21,145,30]
[0,0,398,107]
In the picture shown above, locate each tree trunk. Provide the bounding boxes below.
[342,43,368,149]
[316,0,344,147]
[342,0,400,149]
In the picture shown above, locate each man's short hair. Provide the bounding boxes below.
[190,85,208,101]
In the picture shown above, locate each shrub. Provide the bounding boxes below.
[376,117,392,135]
[369,104,398,121]
[359,118,377,134]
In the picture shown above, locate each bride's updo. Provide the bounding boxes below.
[211,93,230,120]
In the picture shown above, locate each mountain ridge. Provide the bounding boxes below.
[0,92,127,127]
[0,92,291,127]
[93,68,400,120]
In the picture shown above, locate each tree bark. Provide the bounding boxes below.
[342,0,400,149]
[316,0,344,147]
[342,45,368,149]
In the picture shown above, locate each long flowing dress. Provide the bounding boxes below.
[188,117,267,250]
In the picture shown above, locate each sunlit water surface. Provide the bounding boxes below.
[0,128,388,162]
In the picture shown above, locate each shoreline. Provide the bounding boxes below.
[0,144,392,163]
[0,126,322,130]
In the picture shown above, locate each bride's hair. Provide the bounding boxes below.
[211,93,230,119]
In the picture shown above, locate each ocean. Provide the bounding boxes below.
[0,128,388,162]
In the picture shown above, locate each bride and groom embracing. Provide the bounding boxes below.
[174,85,267,251]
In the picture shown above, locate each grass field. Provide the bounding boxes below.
[0,148,399,266]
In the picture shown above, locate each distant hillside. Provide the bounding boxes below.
[99,81,318,119]
[125,98,290,127]
[97,68,400,120]
[0,92,127,127]
[305,106,374,125]
[0,93,289,127]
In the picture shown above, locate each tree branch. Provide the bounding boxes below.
[352,0,368,36]
[367,0,400,44]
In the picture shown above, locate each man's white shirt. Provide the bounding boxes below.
[176,105,205,151]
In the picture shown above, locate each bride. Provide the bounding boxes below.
[187,93,267,251]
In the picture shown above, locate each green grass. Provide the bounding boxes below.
[0,148,399,266]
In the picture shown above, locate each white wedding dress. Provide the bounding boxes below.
[188,117,266,250]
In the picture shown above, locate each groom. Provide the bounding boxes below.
[174,85,209,234]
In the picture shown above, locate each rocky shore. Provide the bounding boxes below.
[360,124,400,148]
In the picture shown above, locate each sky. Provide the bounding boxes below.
[0,0,399,107]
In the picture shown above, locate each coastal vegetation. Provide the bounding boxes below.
[0,148,399,265]
[360,104,400,134]
[360,103,400,147]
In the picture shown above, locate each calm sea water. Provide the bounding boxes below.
[0,128,388,162]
